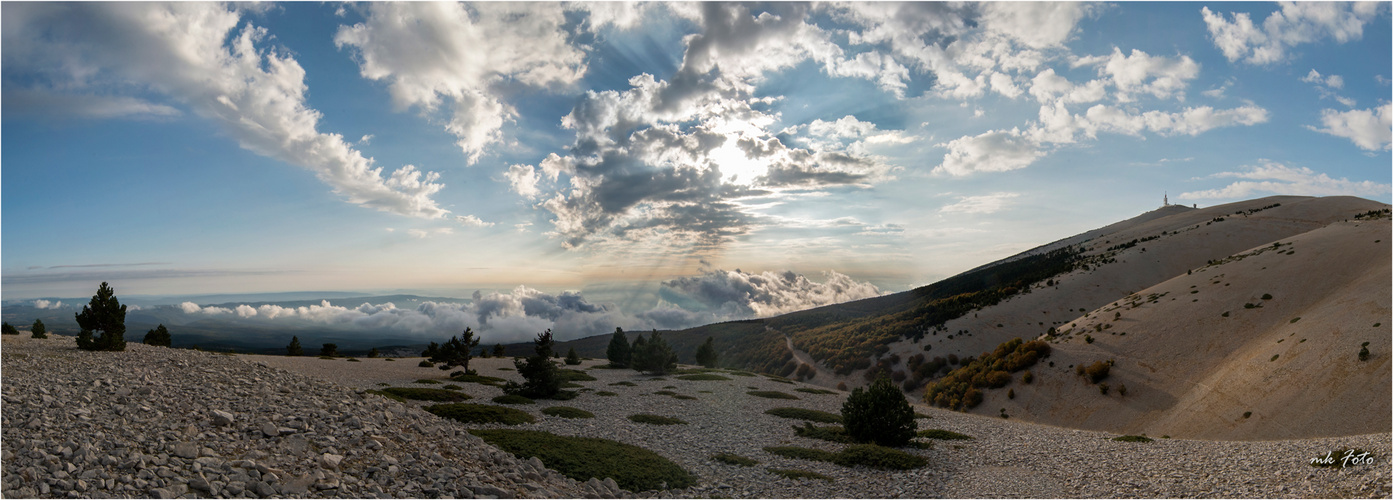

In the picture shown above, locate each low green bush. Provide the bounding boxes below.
[595,391,618,397]
[365,389,406,403]
[558,369,597,382]
[917,429,972,440]
[764,446,837,462]
[415,379,442,384]
[795,387,837,395]
[493,394,536,405]
[792,422,854,443]
[831,444,927,470]
[767,468,833,482]
[427,404,534,425]
[765,407,843,424]
[419,360,434,367]
[470,429,695,491]
[609,381,638,387]
[728,370,757,377]
[653,390,678,396]
[673,394,697,400]
[541,406,595,419]
[676,373,731,381]
[1112,435,1153,443]
[747,390,800,400]
[442,384,463,390]
[347,358,360,362]
[379,387,471,401]
[628,414,687,425]
[712,453,758,467]
[451,373,508,387]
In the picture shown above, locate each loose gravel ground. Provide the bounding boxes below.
[5,335,1390,498]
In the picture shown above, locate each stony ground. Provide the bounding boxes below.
[4,335,1390,498]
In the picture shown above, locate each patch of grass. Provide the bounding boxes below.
[492,394,536,405]
[764,446,837,462]
[442,384,463,390]
[766,407,843,424]
[384,358,395,361]
[698,390,713,394]
[764,376,796,384]
[418,360,434,367]
[676,373,732,381]
[628,414,687,425]
[1270,354,1279,362]
[1290,317,1301,323]
[727,370,757,377]
[541,406,595,419]
[794,387,837,395]
[609,381,638,387]
[427,403,534,425]
[347,358,360,362]
[747,390,800,400]
[365,389,406,403]
[451,373,508,387]
[647,377,667,381]
[792,422,855,443]
[469,429,694,491]
[595,391,618,397]
[663,385,678,389]
[1112,435,1153,443]
[711,453,758,467]
[415,379,442,384]
[673,394,698,400]
[917,429,973,440]
[767,468,833,482]
[914,412,932,420]
[379,387,471,402]
[653,390,679,396]
[562,382,585,389]
[833,444,928,470]
[558,369,597,382]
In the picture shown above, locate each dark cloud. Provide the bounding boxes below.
[661,267,883,318]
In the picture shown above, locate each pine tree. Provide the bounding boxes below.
[1,322,18,335]
[286,336,304,356]
[368,348,381,358]
[493,343,506,357]
[606,327,631,368]
[30,319,47,339]
[632,330,676,375]
[75,282,127,351]
[564,346,582,365]
[504,330,562,398]
[428,328,481,373]
[694,336,718,368]
[421,341,440,358]
[841,375,917,447]
[143,324,172,347]
[320,343,338,357]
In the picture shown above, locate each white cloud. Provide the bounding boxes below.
[661,268,883,318]
[1301,69,1345,89]
[335,3,586,164]
[1308,103,1393,151]
[1,88,181,120]
[934,128,1044,176]
[1092,48,1199,102]
[940,192,1021,215]
[1179,160,1392,199]
[455,215,495,228]
[2,3,448,219]
[504,163,541,198]
[32,300,63,309]
[180,302,232,315]
[407,227,454,239]
[1201,3,1384,65]
[978,2,1091,49]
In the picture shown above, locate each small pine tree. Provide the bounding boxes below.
[143,324,172,347]
[286,336,304,356]
[368,348,381,358]
[841,376,916,447]
[504,330,562,399]
[422,341,440,358]
[694,336,718,368]
[632,330,677,375]
[320,343,338,357]
[74,282,127,351]
[430,328,481,373]
[30,319,47,339]
[493,343,506,357]
[606,327,631,368]
[0,322,18,335]
[564,346,582,365]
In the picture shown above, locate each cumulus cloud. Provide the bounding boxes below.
[1308,103,1393,151]
[940,192,1021,215]
[2,3,449,219]
[661,268,883,318]
[32,300,63,309]
[1201,3,1384,65]
[934,128,1044,176]
[335,2,586,164]
[407,227,454,239]
[504,164,541,198]
[1178,160,1392,200]
[455,215,495,228]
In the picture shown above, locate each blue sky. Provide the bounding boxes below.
[2,2,1390,341]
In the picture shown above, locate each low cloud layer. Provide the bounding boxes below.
[1179,160,1392,200]
[661,267,884,318]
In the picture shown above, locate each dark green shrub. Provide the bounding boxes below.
[767,468,833,482]
[565,347,582,365]
[285,336,304,356]
[142,324,171,346]
[452,372,508,386]
[1021,370,1033,384]
[631,331,678,375]
[30,320,47,339]
[426,328,481,372]
[416,379,442,384]
[368,347,380,358]
[711,453,757,467]
[380,387,471,401]
[1359,342,1370,361]
[319,343,338,357]
[503,330,563,399]
[1099,383,1109,395]
[763,446,837,462]
[695,336,718,368]
[428,404,534,425]
[842,376,916,447]
[676,373,731,381]
[628,414,686,425]
[1084,361,1110,383]
[792,422,854,443]
[831,444,927,470]
[765,407,843,424]
[1113,435,1153,443]
[1243,411,1252,419]
[1261,293,1273,300]
[609,381,637,387]
[347,358,360,362]
[493,394,536,405]
[542,406,594,419]
[595,391,618,396]
[1270,354,1279,362]
[443,384,463,390]
[729,370,757,377]
[0,322,17,336]
[794,387,836,395]
[365,390,406,403]
[418,360,434,367]
[606,327,631,369]
[74,282,126,351]
[917,429,972,440]
[557,369,597,382]
[748,391,800,400]
[470,429,694,491]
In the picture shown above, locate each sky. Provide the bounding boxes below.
[3,2,1391,342]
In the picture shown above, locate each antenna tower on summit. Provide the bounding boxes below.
[1163,192,1169,207]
